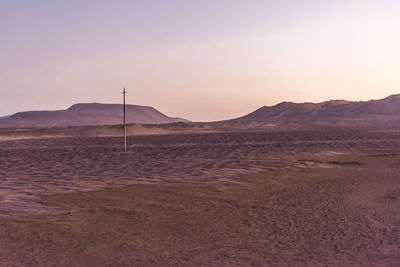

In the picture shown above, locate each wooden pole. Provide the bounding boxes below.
[123,88,127,152]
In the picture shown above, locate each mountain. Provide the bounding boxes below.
[2,94,400,130]
[0,103,188,128]
[233,94,400,129]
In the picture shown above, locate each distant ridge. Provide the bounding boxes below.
[0,103,188,128]
[232,94,400,129]
[2,94,400,130]
[236,94,400,121]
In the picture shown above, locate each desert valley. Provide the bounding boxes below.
[0,95,400,265]
[3,1,400,265]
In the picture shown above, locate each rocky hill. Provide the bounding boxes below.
[0,103,188,128]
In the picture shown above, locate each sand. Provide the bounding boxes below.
[0,130,400,265]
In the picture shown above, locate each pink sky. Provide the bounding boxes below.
[1,0,399,121]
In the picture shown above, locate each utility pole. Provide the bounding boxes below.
[123,88,127,152]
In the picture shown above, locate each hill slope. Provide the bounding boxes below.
[234,94,400,129]
[0,103,188,128]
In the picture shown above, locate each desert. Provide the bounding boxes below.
[2,1,400,264]
[1,128,400,265]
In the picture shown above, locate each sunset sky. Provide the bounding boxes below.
[1,0,399,121]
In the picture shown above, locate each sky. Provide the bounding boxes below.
[1,0,399,121]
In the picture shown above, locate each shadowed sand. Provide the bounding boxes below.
[0,131,400,265]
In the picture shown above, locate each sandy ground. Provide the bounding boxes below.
[0,131,400,265]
